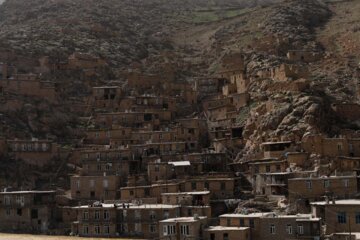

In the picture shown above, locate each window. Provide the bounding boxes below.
[221,182,226,189]
[150,224,157,233]
[356,213,360,224]
[4,196,11,205]
[306,180,312,189]
[76,180,80,190]
[276,164,281,171]
[155,165,160,172]
[343,179,349,188]
[135,210,141,220]
[324,180,330,188]
[270,224,276,234]
[95,210,100,220]
[249,219,255,228]
[337,212,347,224]
[227,218,231,226]
[103,225,110,234]
[83,225,89,235]
[286,224,292,234]
[297,224,304,234]
[191,182,197,190]
[104,210,110,220]
[254,166,259,174]
[90,180,95,188]
[130,190,134,196]
[266,165,271,173]
[103,179,109,188]
[83,211,89,220]
[164,225,176,236]
[6,209,10,216]
[106,163,111,171]
[239,219,244,227]
[95,225,101,235]
[97,164,102,171]
[204,182,209,189]
[223,233,229,240]
[180,225,190,236]
[150,211,156,220]
[164,210,170,219]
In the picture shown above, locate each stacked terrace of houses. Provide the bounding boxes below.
[2,50,360,240]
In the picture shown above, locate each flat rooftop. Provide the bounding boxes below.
[205,226,250,231]
[160,216,207,223]
[311,199,360,206]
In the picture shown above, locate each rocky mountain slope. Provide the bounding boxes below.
[0,0,359,158]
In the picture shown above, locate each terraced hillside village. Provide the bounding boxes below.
[0,0,359,239]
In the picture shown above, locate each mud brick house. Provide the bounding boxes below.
[311,199,360,235]
[182,175,238,199]
[286,152,310,168]
[254,172,293,196]
[120,182,182,202]
[71,203,117,238]
[0,190,56,234]
[117,203,180,239]
[127,71,172,90]
[261,141,294,158]
[161,191,210,206]
[288,175,359,203]
[270,63,309,82]
[334,156,360,172]
[7,139,60,167]
[147,160,203,183]
[71,202,181,238]
[287,50,323,63]
[0,73,56,102]
[302,134,360,157]
[91,86,123,109]
[218,212,320,240]
[67,52,107,70]
[84,127,132,145]
[159,216,208,240]
[95,110,171,129]
[70,175,121,201]
[219,212,272,240]
[202,96,232,111]
[205,226,250,240]
[79,148,134,177]
[332,103,360,122]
